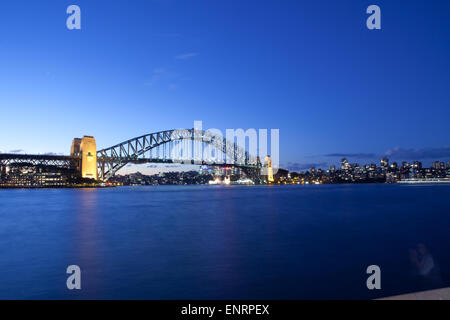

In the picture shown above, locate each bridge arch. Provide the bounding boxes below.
[97,129,260,181]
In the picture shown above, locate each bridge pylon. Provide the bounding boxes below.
[71,136,98,180]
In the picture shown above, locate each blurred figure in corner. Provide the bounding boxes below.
[409,243,443,291]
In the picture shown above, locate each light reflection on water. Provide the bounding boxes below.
[0,184,449,299]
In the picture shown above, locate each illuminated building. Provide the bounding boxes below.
[341,158,351,170]
[264,155,274,183]
[72,136,98,180]
[412,161,422,169]
[380,157,389,169]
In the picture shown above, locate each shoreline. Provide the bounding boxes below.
[2,181,450,189]
[0,185,113,190]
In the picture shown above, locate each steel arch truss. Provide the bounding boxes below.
[97,129,260,181]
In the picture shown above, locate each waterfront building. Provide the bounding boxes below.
[380,158,389,169]
[412,161,422,169]
[264,156,274,183]
[341,158,351,170]
[433,161,441,170]
[0,165,73,187]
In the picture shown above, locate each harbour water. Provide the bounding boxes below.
[0,184,449,299]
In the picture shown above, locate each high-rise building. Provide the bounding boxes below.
[341,158,350,170]
[412,161,422,169]
[433,161,441,170]
[380,157,389,169]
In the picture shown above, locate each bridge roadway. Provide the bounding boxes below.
[0,153,80,168]
[0,153,261,182]
[0,153,245,167]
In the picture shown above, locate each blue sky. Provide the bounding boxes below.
[1,0,450,170]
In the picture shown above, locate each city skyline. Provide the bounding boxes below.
[1,0,450,171]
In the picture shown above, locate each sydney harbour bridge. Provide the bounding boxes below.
[0,129,271,183]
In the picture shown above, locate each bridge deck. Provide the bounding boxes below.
[0,153,79,161]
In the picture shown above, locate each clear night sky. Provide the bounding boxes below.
[1,0,449,171]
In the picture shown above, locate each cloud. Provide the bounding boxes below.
[144,68,181,88]
[9,149,24,154]
[285,146,450,172]
[144,68,165,86]
[385,147,450,160]
[284,162,329,172]
[324,153,377,158]
[175,52,198,60]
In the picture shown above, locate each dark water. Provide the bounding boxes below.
[0,184,449,299]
